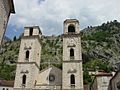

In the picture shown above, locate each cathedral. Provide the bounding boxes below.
[14,19,84,90]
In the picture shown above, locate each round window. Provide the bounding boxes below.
[117,81,120,89]
[49,74,55,82]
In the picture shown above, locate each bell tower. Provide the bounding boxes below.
[62,19,83,90]
[14,26,42,90]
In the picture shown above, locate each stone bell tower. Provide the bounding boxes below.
[14,26,42,90]
[62,19,83,90]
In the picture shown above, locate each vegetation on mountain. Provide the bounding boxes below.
[0,39,20,80]
[0,20,120,84]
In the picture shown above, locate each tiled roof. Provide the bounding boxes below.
[84,85,90,90]
[0,80,14,87]
[96,72,113,76]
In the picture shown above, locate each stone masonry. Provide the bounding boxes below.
[0,0,15,46]
[14,19,84,90]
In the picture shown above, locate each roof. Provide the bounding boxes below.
[0,80,14,87]
[110,70,120,82]
[24,26,42,34]
[95,72,113,77]
[108,70,120,90]
[8,0,15,13]
[64,19,79,24]
[39,65,61,74]
[84,85,90,90]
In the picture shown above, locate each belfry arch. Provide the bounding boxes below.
[68,25,75,33]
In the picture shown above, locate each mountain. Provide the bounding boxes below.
[81,20,120,69]
[3,36,11,41]
[1,36,11,45]
[0,20,120,84]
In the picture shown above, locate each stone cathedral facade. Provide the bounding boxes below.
[14,19,84,90]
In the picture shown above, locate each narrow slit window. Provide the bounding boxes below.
[22,74,26,85]
[26,50,29,59]
[70,48,74,59]
[70,74,75,88]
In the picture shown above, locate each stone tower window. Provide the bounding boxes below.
[22,74,26,85]
[29,27,33,36]
[68,25,75,33]
[70,48,74,59]
[26,50,29,59]
[70,74,75,88]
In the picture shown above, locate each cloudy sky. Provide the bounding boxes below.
[5,0,120,39]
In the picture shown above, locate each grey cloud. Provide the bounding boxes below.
[8,0,120,36]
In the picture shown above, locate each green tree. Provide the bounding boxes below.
[13,36,16,41]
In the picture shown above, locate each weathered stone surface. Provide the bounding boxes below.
[62,19,83,90]
[0,0,15,45]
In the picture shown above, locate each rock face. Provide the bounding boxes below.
[81,20,120,68]
[1,20,120,80]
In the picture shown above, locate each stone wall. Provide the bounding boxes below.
[0,0,10,45]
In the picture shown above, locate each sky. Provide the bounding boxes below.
[5,0,120,39]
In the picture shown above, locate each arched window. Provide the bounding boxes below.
[68,25,75,33]
[22,74,26,85]
[26,50,29,59]
[30,27,33,36]
[70,48,74,59]
[70,74,75,87]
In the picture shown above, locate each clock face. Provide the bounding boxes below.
[70,39,74,44]
[67,38,76,47]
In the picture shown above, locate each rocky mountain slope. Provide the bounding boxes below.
[0,20,120,84]
[81,20,120,67]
